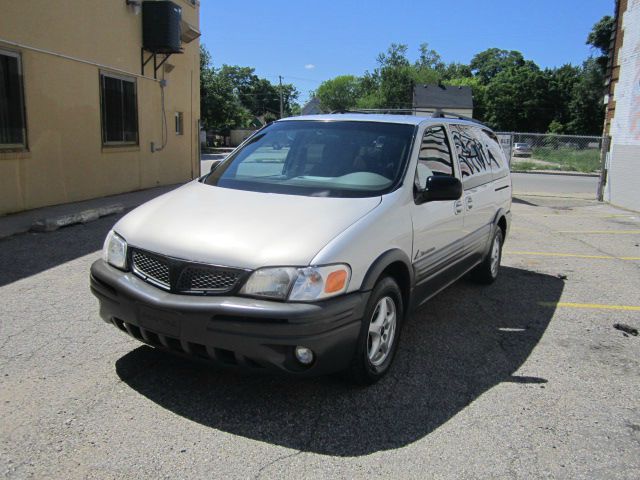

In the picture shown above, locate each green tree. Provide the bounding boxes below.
[375,44,415,108]
[545,64,582,131]
[315,75,361,112]
[200,46,249,132]
[587,15,614,54]
[587,15,614,74]
[415,43,444,71]
[219,65,299,118]
[470,48,525,84]
[484,62,553,132]
[566,58,605,134]
[199,46,299,131]
[441,62,473,81]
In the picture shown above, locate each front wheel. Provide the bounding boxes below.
[347,277,404,385]
[471,228,503,284]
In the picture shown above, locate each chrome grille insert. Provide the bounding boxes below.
[177,267,242,293]
[131,250,170,290]
[129,248,247,295]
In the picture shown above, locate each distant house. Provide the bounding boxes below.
[412,84,473,118]
[301,97,323,115]
[602,0,640,211]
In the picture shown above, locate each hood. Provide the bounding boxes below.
[114,181,381,269]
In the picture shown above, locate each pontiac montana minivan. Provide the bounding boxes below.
[91,113,511,384]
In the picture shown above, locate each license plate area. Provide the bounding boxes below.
[138,306,181,337]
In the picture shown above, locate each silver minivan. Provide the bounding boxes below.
[91,113,511,384]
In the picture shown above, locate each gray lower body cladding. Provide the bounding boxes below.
[90,260,366,376]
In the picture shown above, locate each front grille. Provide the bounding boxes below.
[132,250,170,289]
[129,248,248,295]
[177,266,243,292]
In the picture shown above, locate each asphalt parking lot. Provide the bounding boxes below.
[1,194,639,479]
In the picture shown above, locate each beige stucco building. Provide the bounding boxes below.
[0,0,200,215]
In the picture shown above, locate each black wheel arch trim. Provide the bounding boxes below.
[360,249,415,293]
[492,208,509,236]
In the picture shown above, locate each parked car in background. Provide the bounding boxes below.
[513,142,533,157]
[91,113,512,385]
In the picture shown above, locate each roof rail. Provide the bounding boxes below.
[329,108,414,115]
[431,109,488,127]
[327,107,490,128]
[330,107,486,127]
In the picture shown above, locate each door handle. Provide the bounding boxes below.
[465,197,473,210]
[454,200,463,215]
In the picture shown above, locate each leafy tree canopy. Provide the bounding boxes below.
[315,75,361,112]
[587,15,614,55]
[199,45,299,132]
[470,48,525,84]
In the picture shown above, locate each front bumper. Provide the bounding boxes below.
[90,260,367,375]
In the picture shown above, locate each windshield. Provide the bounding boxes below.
[204,120,416,197]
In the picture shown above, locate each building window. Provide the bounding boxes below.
[0,50,27,149]
[100,72,138,145]
[175,112,184,135]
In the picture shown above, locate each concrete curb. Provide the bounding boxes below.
[511,169,600,178]
[514,193,599,201]
[0,184,180,240]
[30,204,124,233]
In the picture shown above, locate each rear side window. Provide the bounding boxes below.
[450,125,493,189]
[479,129,509,180]
[415,125,454,189]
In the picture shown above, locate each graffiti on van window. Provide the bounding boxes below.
[418,127,454,176]
[450,126,491,178]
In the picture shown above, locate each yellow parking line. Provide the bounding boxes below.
[517,214,634,218]
[505,251,640,261]
[556,230,640,234]
[539,302,640,312]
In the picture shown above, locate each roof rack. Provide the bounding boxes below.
[430,109,487,127]
[328,108,489,128]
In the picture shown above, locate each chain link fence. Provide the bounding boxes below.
[497,132,603,174]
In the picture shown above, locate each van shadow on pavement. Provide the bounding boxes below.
[116,266,563,457]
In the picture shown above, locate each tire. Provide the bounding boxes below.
[347,277,404,385]
[471,228,503,284]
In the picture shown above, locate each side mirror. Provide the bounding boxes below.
[209,159,222,173]
[416,175,463,204]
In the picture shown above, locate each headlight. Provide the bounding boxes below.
[240,264,351,301]
[103,230,128,270]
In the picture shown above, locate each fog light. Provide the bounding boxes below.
[294,346,314,365]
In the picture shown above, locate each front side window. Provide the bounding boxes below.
[0,50,27,149]
[415,125,454,189]
[100,72,138,145]
[204,120,415,198]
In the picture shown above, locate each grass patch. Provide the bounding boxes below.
[531,148,600,173]
[511,161,539,171]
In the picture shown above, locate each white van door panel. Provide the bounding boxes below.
[411,125,467,306]
[450,125,496,259]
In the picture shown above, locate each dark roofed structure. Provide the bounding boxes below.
[413,84,474,118]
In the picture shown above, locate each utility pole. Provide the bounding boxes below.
[279,75,284,119]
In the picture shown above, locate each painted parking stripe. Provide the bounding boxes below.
[516,213,635,218]
[555,230,640,234]
[539,302,640,312]
[505,251,640,261]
